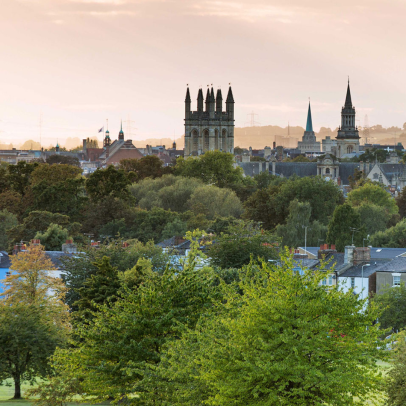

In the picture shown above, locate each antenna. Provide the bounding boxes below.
[245,111,260,127]
[124,114,137,139]
[363,115,370,145]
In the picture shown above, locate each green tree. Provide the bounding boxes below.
[175,150,244,188]
[46,155,80,167]
[396,186,406,218]
[0,190,25,218]
[372,283,406,332]
[7,211,80,249]
[0,210,18,251]
[370,219,406,248]
[75,256,121,320]
[161,217,188,240]
[61,239,169,311]
[385,332,406,406]
[355,202,391,236]
[30,164,82,186]
[35,259,221,403]
[209,221,278,269]
[158,253,388,405]
[34,224,71,251]
[7,161,39,195]
[85,166,132,202]
[347,183,398,216]
[119,155,172,182]
[0,304,67,399]
[327,204,366,251]
[276,199,327,248]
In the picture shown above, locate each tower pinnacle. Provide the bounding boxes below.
[345,80,352,108]
[306,101,313,132]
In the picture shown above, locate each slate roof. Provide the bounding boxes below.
[300,247,406,261]
[0,252,11,269]
[339,262,385,278]
[339,257,406,278]
[338,163,362,185]
[274,162,317,177]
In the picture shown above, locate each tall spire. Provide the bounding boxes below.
[216,88,223,112]
[226,86,234,103]
[345,78,352,108]
[306,101,313,132]
[185,86,191,103]
[119,119,124,140]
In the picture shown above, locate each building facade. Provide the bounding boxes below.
[298,102,320,152]
[184,86,235,157]
[336,81,360,158]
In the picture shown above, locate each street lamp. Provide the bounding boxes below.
[361,263,370,298]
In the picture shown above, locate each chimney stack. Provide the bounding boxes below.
[62,239,77,254]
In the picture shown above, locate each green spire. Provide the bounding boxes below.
[345,78,352,108]
[306,101,313,132]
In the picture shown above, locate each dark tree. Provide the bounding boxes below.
[7,161,39,195]
[46,154,80,167]
[119,155,172,182]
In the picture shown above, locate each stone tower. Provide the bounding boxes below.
[336,80,360,158]
[184,85,235,157]
[298,101,320,152]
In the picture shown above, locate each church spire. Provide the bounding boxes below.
[306,101,313,132]
[185,87,191,103]
[119,120,124,140]
[345,78,352,108]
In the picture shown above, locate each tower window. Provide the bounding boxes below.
[325,168,330,174]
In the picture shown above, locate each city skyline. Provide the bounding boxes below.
[2,0,406,146]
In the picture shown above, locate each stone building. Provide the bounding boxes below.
[298,102,320,153]
[336,81,360,158]
[184,86,235,157]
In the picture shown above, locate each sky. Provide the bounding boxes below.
[1,0,406,147]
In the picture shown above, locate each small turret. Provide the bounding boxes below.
[197,88,204,112]
[55,142,60,153]
[226,86,235,119]
[209,87,215,118]
[104,130,111,148]
[185,87,191,119]
[205,87,211,112]
[119,120,124,141]
[216,88,223,112]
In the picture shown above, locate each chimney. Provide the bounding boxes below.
[83,139,87,152]
[90,241,100,248]
[344,245,355,265]
[318,244,337,260]
[353,246,371,266]
[122,242,129,248]
[62,239,77,254]
[31,239,41,246]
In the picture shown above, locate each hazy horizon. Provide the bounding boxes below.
[2,0,406,147]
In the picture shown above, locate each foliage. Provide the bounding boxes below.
[385,331,406,406]
[359,148,389,163]
[327,204,366,251]
[0,190,26,218]
[276,199,327,248]
[161,217,188,240]
[85,165,132,202]
[7,211,80,249]
[0,303,67,399]
[370,219,406,248]
[158,253,388,405]
[174,150,244,188]
[396,186,406,218]
[61,239,169,311]
[7,161,39,195]
[46,154,80,167]
[245,176,343,229]
[119,155,172,182]
[30,164,82,186]
[355,202,391,236]
[41,259,221,404]
[0,210,18,251]
[2,243,66,308]
[209,220,278,269]
[347,183,398,215]
[348,167,365,189]
[35,224,71,251]
[372,283,406,332]
[188,185,243,220]
[292,155,311,162]
[75,256,121,320]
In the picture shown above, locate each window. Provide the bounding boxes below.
[321,278,327,286]
[351,277,355,288]
[328,275,333,285]
[325,168,330,174]
[393,275,401,286]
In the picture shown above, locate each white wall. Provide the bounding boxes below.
[339,276,369,300]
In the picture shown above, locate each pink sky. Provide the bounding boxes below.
[1,0,406,147]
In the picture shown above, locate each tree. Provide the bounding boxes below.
[34,258,221,404]
[7,211,80,249]
[85,166,132,202]
[119,155,172,182]
[327,204,366,251]
[372,283,406,332]
[209,221,278,269]
[0,210,18,251]
[276,199,327,248]
[348,167,365,189]
[292,155,310,162]
[74,256,121,320]
[158,253,388,405]
[347,183,398,216]
[61,239,169,311]
[35,224,71,251]
[30,164,82,186]
[396,186,406,218]
[370,219,406,248]
[175,150,244,188]
[0,304,67,399]
[46,155,80,167]
[7,161,39,195]
[355,202,391,236]
[2,243,65,307]
[0,190,25,218]
[188,185,243,220]
[385,332,406,406]
[161,217,188,240]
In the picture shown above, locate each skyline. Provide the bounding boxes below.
[2,0,406,146]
